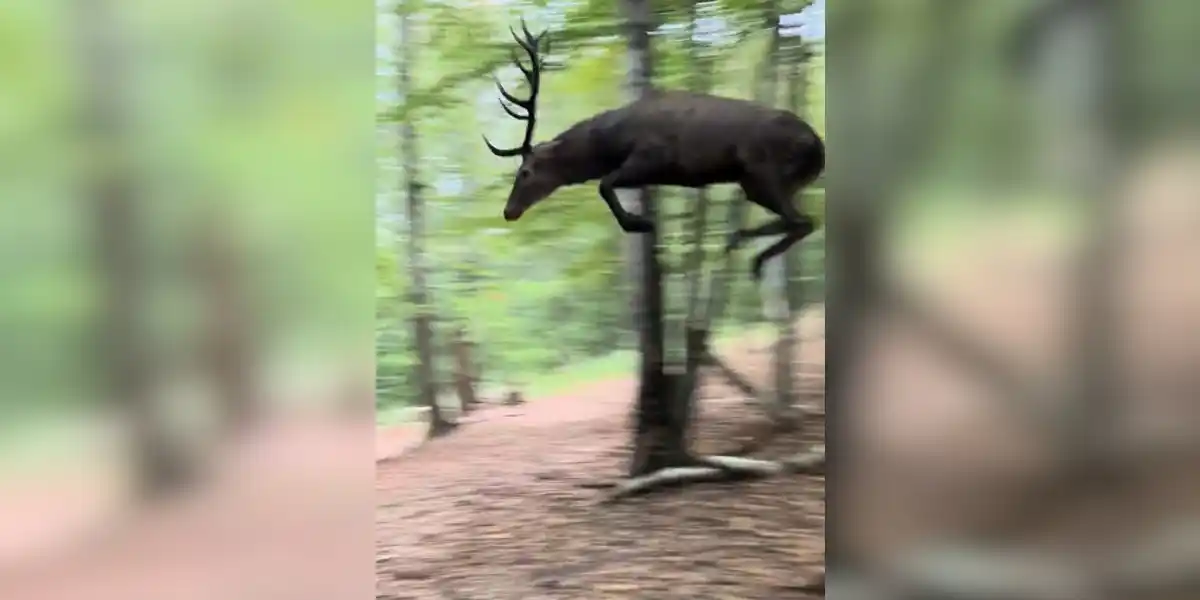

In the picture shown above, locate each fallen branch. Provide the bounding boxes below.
[600,446,824,504]
[702,350,763,400]
[572,480,618,490]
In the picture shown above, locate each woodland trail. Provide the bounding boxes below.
[375,312,827,600]
[378,191,1200,598]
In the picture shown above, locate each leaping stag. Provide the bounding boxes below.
[483,20,825,280]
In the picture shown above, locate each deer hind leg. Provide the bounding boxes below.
[727,172,816,280]
[725,172,814,247]
[749,220,815,280]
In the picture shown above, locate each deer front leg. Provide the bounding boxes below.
[597,183,654,233]
[597,145,671,234]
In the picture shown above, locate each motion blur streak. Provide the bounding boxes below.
[829,0,1200,597]
[0,0,375,599]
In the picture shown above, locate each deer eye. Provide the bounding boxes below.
[517,169,531,180]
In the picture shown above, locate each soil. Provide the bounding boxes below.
[375,314,827,600]
[375,167,1200,598]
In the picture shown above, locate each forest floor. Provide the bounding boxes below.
[375,310,827,600]
[376,186,1200,598]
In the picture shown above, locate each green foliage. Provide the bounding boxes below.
[378,0,827,409]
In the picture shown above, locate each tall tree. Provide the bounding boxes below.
[192,201,261,435]
[398,3,453,438]
[619,0,678,478]
[755,0,802,429]
[605,0,823,504]
[75,0,194,499]
[447,324,479,413]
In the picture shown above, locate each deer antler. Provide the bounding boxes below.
[483,19,548,158]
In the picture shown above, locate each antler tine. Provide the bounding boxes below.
[517,21,549,68]
[482,134,525,157]
[509,27,541,71]
[484,19,548,158]
[498,98,528,121]
[482,134,524,158]
[516,19,546,151]
[504,26,540,108]
[493,75,531,110]
[512,48,536,82]
[519,18,546,50]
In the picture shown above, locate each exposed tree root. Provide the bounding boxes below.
[600,446,824,504]
[572,480,618,490]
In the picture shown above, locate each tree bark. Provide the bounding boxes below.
[398,7,452,438]
[772,47,814,429]
[756,1,802,429]
[620,0,683,477]
[75,0,195,500]
[1055,0,1122,474]
[593,0,827,504]
[193,203,261,435]
[448,325,479,413]
[826,0,990,577]
[702,3,793,424]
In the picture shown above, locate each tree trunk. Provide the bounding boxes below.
[756,1,802,428]
[398,7,452,438]
[828,0,973,576]
[75,0,195,500]
[448,325,479,413]
[599,0,824,505]
[619,0,690,477]
[193,203,261,435]
[1047,0,1122,474]
[697,3,789,424]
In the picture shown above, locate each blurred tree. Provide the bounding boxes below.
[191,201,261,435]
[75,0,196,500]
[619,0,680,479]
[397,1,454,438]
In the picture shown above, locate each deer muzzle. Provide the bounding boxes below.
[503,205,524,221]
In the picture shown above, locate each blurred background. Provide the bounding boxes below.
[831,0,1200,597]
[0,0,375,598]
[3,0,1200,596]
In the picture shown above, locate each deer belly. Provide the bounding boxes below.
[656,164,741,188]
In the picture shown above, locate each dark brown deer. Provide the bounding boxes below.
[484,21,825,280]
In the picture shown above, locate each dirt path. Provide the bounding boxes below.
[377,182,1200,598]
[376,325,826,600]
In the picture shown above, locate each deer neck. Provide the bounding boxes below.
[547,133,609,185]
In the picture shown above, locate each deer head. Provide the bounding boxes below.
[482,20,558,222]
